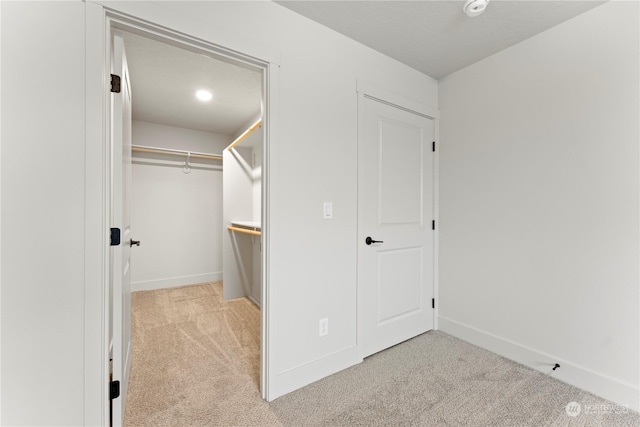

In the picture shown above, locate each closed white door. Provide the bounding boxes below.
[359,95,434,357]
[111,32,133,427]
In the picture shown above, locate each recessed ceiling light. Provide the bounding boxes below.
[196,90,213,101]
[463,0,489,17]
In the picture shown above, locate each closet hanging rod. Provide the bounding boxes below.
[227,226,262,236]
[226,119,262,151]
[132,145,223,160]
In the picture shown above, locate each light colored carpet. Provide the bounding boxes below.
[124,282,280,426]
[125,282,639,426]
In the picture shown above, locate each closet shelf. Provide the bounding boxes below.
[228,221,261,236]
[226,119,262,151]
[132,144,223,160]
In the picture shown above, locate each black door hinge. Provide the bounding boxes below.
[432,141,436,152]
[432,298,435,309]
[110,380,120,400]
[432,220,435,230]
[111,74,121,93]
[110,228,121,246]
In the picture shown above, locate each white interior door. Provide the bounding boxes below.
[359,95,435,358]
[111,32,133,427]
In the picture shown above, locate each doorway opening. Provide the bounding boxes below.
[107,18,269,426]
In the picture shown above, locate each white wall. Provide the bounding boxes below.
[132,120,230,153]
[222,125,262,303]
[252,132,263,303]
[438,1,639,410]
[1,2,87,424]
[131,121,228,291]
[223,145,255,300]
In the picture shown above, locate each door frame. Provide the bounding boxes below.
[84,3,279,424]
[355,80,440,359]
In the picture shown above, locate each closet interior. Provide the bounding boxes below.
[223,119,264,304]
[123,27,264,369]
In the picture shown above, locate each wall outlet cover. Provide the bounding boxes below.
[319,318,329,336]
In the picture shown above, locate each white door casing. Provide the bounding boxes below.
[88,8,281,414]
[111,31,133,427]
[359,94,435,358]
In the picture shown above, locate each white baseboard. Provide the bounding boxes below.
[438,316,639,412]
[268,345,362,402]
[132,272,223,292]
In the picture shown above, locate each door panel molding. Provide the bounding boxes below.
[377,117,425,226]
[377,246,424,324]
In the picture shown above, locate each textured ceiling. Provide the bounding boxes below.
[275,0,607,79]
[123,32,262,135]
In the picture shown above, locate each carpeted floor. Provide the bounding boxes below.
[125,282,639,426]
[124,282,279,426]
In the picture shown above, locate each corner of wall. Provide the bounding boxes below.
[439,316,640,412]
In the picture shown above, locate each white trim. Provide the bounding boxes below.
[433,119,440,330]
[439,315,640,412]
[262,62,279,402]
[356,80,439,119]
[85,3,279,421]
[270,345,362,400]
[0,1,3,420]
[89,1,280,66]
[84,3,109,426]
[356,89,366,366]
[131,272,223,292]
[637,0,640,415]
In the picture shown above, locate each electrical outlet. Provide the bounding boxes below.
[319,318,329,336]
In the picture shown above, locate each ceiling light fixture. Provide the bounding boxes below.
[463,0,489,17]
[196,90,213,101]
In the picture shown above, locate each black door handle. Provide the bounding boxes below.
[365,236,384,245]
[130,239,140,247]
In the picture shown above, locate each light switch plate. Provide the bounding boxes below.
[323,202,333,219]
